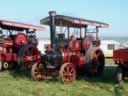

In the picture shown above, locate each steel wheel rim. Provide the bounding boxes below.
[60,63,76,84]
[31,63,46,80]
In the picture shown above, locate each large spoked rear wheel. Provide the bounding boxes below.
[59,63,76,84]
[85,47,105,76]
[31,63,46,80]
[18,45,41,71]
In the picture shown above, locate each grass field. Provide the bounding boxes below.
[105,58,114,64]
[0,59,128,96]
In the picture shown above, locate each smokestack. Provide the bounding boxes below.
[49,11,56,49]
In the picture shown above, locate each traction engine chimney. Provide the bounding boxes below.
[49,11,56,49]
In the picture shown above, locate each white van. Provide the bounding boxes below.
[100,40,121,57]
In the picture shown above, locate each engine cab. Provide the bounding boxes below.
[30,11,109,83]
[40,11,109,70]
[0,20,44,70]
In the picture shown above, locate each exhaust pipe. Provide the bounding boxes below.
[49,11,56,49]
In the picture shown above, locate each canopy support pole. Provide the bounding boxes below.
[67,26,70,40]
[96,27,99,40]
[84,26,87,38]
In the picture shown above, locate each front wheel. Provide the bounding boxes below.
[31,63,46,80]
[59,63,76,84]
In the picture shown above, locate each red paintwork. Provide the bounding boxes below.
[15,33,29,46]
[5,53,12,62]
[1,53,17,62]
[24,55,41,62]
[61,39,86,69]
[37,11,108,82]
[113,49,128,65]
[0,19,42,69]
[62,48,71,62]
[13,54,17,61]
[0,20,45,31]
[73,20,109,28]
[70,40,82,51]
[83,36,93,50]
[22,46,41,63]
[70,54,85,69]
[3,39,13,47]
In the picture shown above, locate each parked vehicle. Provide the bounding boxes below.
[113,47,128,83]
[0,20,44,71]
[31,11,109,84]
[100,40,121,58]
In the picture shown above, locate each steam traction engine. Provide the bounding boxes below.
[31,11,109,84]
[0,20,43,71]
[113,48,128,83]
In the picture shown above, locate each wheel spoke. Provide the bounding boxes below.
[26,48,30,56]
[30,48,34,56]
[70,67,74,73]
[34,68,39,72]
[66,65,71,72]
[63,71,69,76]
[34,71,40,76]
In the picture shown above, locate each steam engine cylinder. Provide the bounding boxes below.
[43,50,63,68]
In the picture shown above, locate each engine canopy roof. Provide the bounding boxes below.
[0,19,45,31]
[40,15,109,28]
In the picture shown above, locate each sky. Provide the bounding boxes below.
[0,0,127,38]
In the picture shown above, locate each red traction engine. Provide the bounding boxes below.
[113,48,128,83]
[31,11,109,84]
[0,20,44,71]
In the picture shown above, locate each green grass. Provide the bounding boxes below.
[105,58,114,64]
[0,66,128,96]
